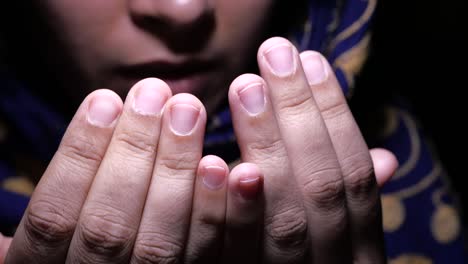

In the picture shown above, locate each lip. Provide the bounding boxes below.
[116,59,220,94]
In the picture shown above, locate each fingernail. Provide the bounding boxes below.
[87,95,121,127]
[264,43,295,76]
[202,166,226,190]
[302,53,328,85]
[133,83,167,115]
[170,104,200,135]
[238,83,265,115]
[239,175,262,200]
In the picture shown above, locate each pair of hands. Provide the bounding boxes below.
[1,37,397,263]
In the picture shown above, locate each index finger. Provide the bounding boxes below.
[301,51,385,263]
[257,37,351,263]
[5,90,122,264]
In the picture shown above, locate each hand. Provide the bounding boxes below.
[227,37,398,263]
[2,78,264,264]
[0,233,12,263]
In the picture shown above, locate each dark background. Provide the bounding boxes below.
[355,0,467,220]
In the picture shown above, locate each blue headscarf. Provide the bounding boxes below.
[1,0,466,262]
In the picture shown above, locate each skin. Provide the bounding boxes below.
[0,0,399,263]
[20,0,279,114]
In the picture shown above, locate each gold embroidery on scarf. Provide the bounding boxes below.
[379,106,399,139]
[431,188,460,244]
[390,164,441,199]
[295,1,374,97]
[327,5,341,35]
[431,205,460,244]
[382,195,405,232]
[328,0,377,53]
[333,33,371,96]
[2,175,35,196]
[381,164,441,232]
[298,20,313,50]
[391,110,422,180]
[389,254,432,264]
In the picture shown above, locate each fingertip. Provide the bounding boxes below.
[127,78,173,116]
[257,37,293,59]
[85,89,123,127]
[199,155,229,168]
[238,174,263,201]
[86,89,124,108]
[299,50,328,68]
[166,93,206,121]
[164,93,207,136]
[299,51,330,86]
[370,148,399,188]
[230,163,264,201]
[132,78,173,97]
[229,74,265,95]
[198,155,229,191]
[224,163,263,262]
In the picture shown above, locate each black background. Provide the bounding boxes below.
[355,0,467,221]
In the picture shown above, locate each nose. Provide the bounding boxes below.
[130,0,212,26]
[129,0,215,53]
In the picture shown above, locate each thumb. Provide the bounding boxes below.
[0,233,12,264]
[370,148,399,188]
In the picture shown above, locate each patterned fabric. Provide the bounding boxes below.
[0,75,66,234]
[0,0,466,263]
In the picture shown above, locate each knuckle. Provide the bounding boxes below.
[25,199,76,245]
[157,151,199,175]
[132,232,183,264]
[246,136,285,159]
[344,158,375,198]
[276,92,313,117]
[114,130,156,159]
[78,211,134,255]
[319,209,349,238]
[302,168,346,211]
[59,134,104,168]
[265,206,308,249]
[318,95,349,121]
[197,211,224,228]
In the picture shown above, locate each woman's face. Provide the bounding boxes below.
[39,0,275,109]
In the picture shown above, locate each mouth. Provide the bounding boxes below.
[116,59,220,94]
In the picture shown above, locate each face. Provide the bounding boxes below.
[37,0,276,111]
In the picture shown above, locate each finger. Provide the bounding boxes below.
[184,155,228,263]
[222,163,263,264]
[0,233,12,263]
[67,78,171,263]
[300,51,385,263]
[228,74,307,263]
[5,90,122,264]
[370,148,398,187]
[131,93,206,264]
[258,37,351,263]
